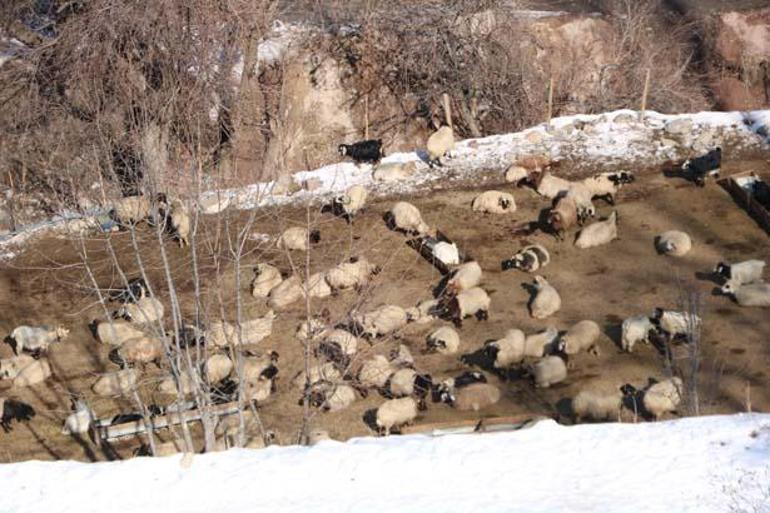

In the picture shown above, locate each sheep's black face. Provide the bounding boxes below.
[499,198,511,210]
[439,390,455,405]
[309,391,325,408]
[714,263,730,279]
[309,230,321,244]
[261,365,279,380]
[414,374,433,397]
[501,258,516,271]
[483,343,499,359]
[651,308,664,321]
[620,384,636,396]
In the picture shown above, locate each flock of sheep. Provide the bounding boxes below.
[0,124,768,453]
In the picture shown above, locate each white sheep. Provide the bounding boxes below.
[501,244,550,273]
[0,354,36,380]
[650,308,701,340]
[439,286,490,327]
[656,230,691,257]
[204,353,233,384]
[61,399,93,435]
[433,241,460,266]
[267,275,304,309]
[529,276,561,319]
[471,191,516,214]
[426,326,461,355]
[116,335,164,366]
[251,263,283,298]
[118,297,165,324]
[445,261,482,294]
[572,388,622,422]
[311,383,357,412]
[622,377,682,420]
[333,184,369,218]
[504,165,529,184]
[532,355,567,388]
[296,317,326,341]
[323,329,358,356]
[276,226,321,251]
[169,199,190,247]
[534,171,572,199]
[292,362,341,390]
[206,321,236,348]
[721,282,770,307]
[580,171,635,205]
[376,397,418,435]
[714,259,765,286]
[208,311,276,347]
[484,329,526,368]
[565,182,596,225]
[12,357,52,387]
[406,298,439,325]
[426,126,455,168]
[92,369,138,396]
[10,325,69,356]
[355,304,410,338]
[358,355,395,390]
[243,376,274,403]
[621,315,656,353]
[558,320,601,356]
[373,162,417,182]
[324,257,380,292]
[305,272,332,298]
[524,327,559,358]
[575,211,618,249]
[95,320,145,346]
[112,195,151,225]
[239,352,279,384]
[386,202,432,236]
[386,368,430,399]
[390,344,415,367]
[445,383,500,411]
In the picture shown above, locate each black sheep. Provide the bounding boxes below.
[1,398,36,433]
[338,139,384,165]
[683,147,721,187]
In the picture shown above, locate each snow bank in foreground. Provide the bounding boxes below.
[1,414,768,513]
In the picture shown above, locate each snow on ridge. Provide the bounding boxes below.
[0,414,768,513]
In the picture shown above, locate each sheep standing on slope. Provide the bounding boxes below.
[169,199,190,247]
[251,263,283,298]
[547,196,578,241]
[111,195,152,226]
[276,227,321,252]
[655,230,691,257]
[572,388,622,422]
[621,377,682,420]
[580,171,635,205]
[501,244,550,273]
[484,329,526,368]
[325,257,381,292]
[375,397,418,435]
[621,315,657,353]
[117,296,165,324]
[471,191,516,214]
[442,382,500,411]
[558,320,601,356]
[565,183,596,225]
[10,325,69,356]
[426,326,461,355]
[575,211,618,249]
[339,139,384,165]
[61,399,94,435]
[443,261,483,294]
[426,126,455,168]
[720,282,770,307]
[531,354,568,388]
[0,398,36,432]
[714,259,765,286]
[309,383,358,412]
[529,276,561,319]
[438,287,490,327]
[332,184,368,221]
[354,304,411,339]
[385,201,432,236]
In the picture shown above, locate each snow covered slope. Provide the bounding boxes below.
[1,414,768,513]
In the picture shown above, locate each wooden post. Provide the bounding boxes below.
[364,94,369,140]
[746,381,752,413]
[639,68,651,121]
[442,93,452,129]
[546,76,554,132]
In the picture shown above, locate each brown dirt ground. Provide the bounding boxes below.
[1,159,769,462]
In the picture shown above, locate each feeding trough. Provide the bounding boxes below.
[407,229,472,274]
[401,414,549,437]
[718,171,770,235]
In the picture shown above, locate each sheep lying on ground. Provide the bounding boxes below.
[268,275,304,309]
[426,126,455,168]
[112,335,164,367]
[10,325,69,356]
[292,362,341,391]
[533,171,572,200]
[407,298,440,325]
[484,329,526,368]
[325,257,380,292]
[438,287,490,327]
[444,261,482,294]
[385,202,432,236]
[720,282,770,307]
[531,354,567,388]
[309,383,358,412]
[558,320,601,356]
[575,211,618,249]
[108,277,147,303]
[92,369,138,396]
[501,244,550,273]
[0,398,36,432]
[442,383,500,411]
[529,276,561,319]
[94,320,145,346]
[524,327,559,358]
[683,147,721,186]
[204,354,233,384]
[376,397,418,435]
[572,388,622,422]
[650,308,701,341]
[276,227,321,252]
[426,326,461,355]
[305,272,332,299]
[386,368,433,405]
[714,259,765,286]
[251,263,283,298]
[354,305,411,338]
[655,230,691,257]
[471,191,516,214]
[0,354,35,380]
[373,162,417,182]
[117,297,165,324]
[357,355,395,393]
[207,311,276,347]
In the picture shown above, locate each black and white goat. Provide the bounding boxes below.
[338,139,384,165]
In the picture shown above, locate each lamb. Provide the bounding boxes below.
[276,226,321,252]
[251,263,283,298]
[92,369,138,396]
[621,315,657,353]
[61,399,93,435]
[471,191,516,214]
[426,126,455,168]
[112,195,151,226]
[354,304,410,338]
[580,171,635,205]
[385,201,432,236]
[529,276,561,319]
[442,383,500,411]
[524,327,559,358]
[655,230,691,257]
[12,357,52,387]
[339,139,384,165]
[720,282,770,307]
[426,326,461,355]
[108,277,148,303]
[386,368,433,404]
[375,397,418,435]
[444,261,483,294]
[373,161,417,182]
[531,354,567,388]
[10,325,69,356]
[357,355,395,392]
[204,354,233,384]
[310,382,357,412]
[650,308,701,341]
[575,211,618,249]
[305,272,332,299]
[501,244,550,273]
[267,275,304,309]
[572,388,622,422]
[332,184,368,220]
[533,171,572,200]
[169,199,190,247]
[621,377,682,420]
[94,319,146,346]
[117,296,165,324]
[484,329,526,368]
[714,259,765,286]
[683,147,721,186]
[113,335,164,366]
[438,286,490,327]
[0,398,35,432]
[547,196,578,240]
[325,257,381,292]
[558,320,601,356]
